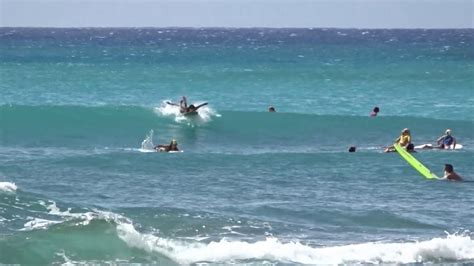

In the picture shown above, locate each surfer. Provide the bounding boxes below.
[370,106,380,117]
[440,164,463,181]
[166,96,208,114]
[154,139,179,152]
[186,102,208,113]
[436,129,456,149]
[384,128,411,152]
[166,96,188,113]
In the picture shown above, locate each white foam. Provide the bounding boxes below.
[116,223,474,265]
[41,201,104,226]
[0,182,17,193]
[154,100,220,125]
[140,129,156,152]
[22,218,62,231]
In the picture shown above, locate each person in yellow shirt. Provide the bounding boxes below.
[385,128,411,152]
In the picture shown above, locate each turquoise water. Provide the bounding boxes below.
[1,28,473,264]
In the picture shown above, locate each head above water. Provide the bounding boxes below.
[348,146,356,152]
[268,106,276,112]
[373,106,380,113]
[171,139,178,146]
[445,129,452,135]
[402,128,410,134]
[444,164,454,173]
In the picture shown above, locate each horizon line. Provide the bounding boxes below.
[1,26,473,30]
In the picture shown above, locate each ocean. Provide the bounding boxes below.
[0,28,473,264]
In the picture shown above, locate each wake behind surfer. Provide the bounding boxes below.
[385,128,412,152]
[154,139,179,152]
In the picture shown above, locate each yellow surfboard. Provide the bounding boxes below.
[394,143,439,179]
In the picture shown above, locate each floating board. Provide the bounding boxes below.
[394,143,438,179]
[414,143,463,150]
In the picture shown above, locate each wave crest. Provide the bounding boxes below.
[0,182,17,193]
[117,222,474,264]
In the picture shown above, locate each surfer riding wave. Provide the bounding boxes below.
[155,97,219,124]
[166,96,208,114]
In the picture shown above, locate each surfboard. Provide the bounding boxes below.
[394,143,438,179]
[414,143,463,150]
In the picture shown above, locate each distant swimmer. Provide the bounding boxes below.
[268,106,276,112]
[370,106,380,117]
[439,164,463,181]
[385,128,411,152]
[348,146,356,152]
[154,139,179,152]
[167,96,208,114]
[437,129,457,149]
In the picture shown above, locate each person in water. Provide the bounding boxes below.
[406,143,416,153]
[186,102,208,113]
[268,106,276,112]
[166,96,188,113]
[167,96,208,114]
[154,139,179,152]
[436,129,456,149]
[440,164,463,181]
[370,106,380,117]
[384,128,412,152]
[348,146,356,152]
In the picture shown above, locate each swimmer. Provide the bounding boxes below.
[439,164,463,181]
[385,128,411,152]
[370,106,380,117]
[436,129,457,149]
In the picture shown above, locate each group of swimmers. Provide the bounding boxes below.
[153,99,464,180]
[384,127,462,181]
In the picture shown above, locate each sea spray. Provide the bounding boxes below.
[140,130,156,151]
[0,182,17,193]
[116,222,474,265]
